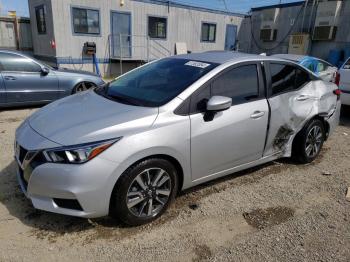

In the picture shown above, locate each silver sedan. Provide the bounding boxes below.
[14,51,340,225]
[0,50,105,107]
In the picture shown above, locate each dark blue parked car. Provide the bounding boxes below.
[0,50,105,107]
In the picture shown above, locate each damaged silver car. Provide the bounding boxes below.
[15,51,340,226]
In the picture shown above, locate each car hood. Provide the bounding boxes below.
[28,90,159,146]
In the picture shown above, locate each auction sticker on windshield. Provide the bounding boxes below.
[185,61,211,68]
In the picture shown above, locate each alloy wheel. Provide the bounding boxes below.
[305,125,323,158]
[126,168,171,218]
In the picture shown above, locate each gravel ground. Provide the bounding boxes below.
[0,106,350,262]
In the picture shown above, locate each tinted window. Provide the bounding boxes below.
[211,65,259,105]
[295,69,310,88]
[35,5,46,34]
[190,84,211,114]
[271,63,311,95]
[0,53,41,72]
[201,23,216,42]
[148,16,167,39]
[96,58,218,107]
[72,7,100,35]
[270,64,296,95]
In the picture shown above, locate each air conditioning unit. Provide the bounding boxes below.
[288,33,310,55]
[313,1,342,41]
[260,8,280,42]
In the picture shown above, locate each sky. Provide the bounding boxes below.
[0,0,303,16]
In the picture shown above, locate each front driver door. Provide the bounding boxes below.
[190,63,269,181]
[0,52,59,104]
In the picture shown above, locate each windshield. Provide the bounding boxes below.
[96,58,218,107]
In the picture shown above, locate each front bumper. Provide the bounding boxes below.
[15,121,121,218]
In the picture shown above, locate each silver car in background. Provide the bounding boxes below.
[15,51,340,225]
[0,50,104,107]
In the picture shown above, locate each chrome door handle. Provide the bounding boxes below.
[4,76,17,81]
[250,111,265,119]
[296,95,310,101]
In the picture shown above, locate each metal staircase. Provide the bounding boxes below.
[108,34,172,74]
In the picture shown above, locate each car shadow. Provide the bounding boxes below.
[0,157,287,234]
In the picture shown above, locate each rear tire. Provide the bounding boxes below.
[292,119,325,164]
[110,158,178,226]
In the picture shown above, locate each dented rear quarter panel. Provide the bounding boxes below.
[264,80,339,158]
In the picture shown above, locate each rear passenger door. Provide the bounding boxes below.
[263,62,314,156]
[190,63,269,181]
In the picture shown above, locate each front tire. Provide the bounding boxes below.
[110,158,178,226]
[72,82,96,93]
[293,119,325,164]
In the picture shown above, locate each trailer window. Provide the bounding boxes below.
[148,16,167,39]
[201,23,216,42]
[35,5,46,34]
[72,7,100,35]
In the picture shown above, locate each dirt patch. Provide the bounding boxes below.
[193,244,212,261]
[0,117,22,123]
[243,206,295,230]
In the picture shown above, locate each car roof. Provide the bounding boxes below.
[173,51,283,64]
[272,54,308,62]
[0,49,34,58]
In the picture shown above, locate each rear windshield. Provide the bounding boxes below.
[344,58,350,69]
[96,58,218,107]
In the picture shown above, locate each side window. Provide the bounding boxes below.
[0,53,41,72]
[148,16,167,39]
[35,5,46,34]
[211,65,259,105]
[190,84,211,114]
[270,63,296,95]
[201,23,216,42]
[344,58,350,69]
[72,7,100,35]
[295,69,310,88]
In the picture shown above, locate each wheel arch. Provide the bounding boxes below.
[291,114,329,155]
[108,153,185,215]
[71,80,98,94]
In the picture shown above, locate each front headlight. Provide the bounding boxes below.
[43,138,121,164]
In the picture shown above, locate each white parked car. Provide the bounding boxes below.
[339,57,350,105]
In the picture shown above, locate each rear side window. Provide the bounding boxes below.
[270,64,296,95]
[295,69,310,88]
[211,65,259,105]
[270,63,310,96]
[0,53,41,72]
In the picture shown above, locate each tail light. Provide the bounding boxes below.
[334,72,340,87]
[333,89,341,100]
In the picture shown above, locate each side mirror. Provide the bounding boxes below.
[204,96,232,122]
[41,67,50,75]
[206,96,232,112]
